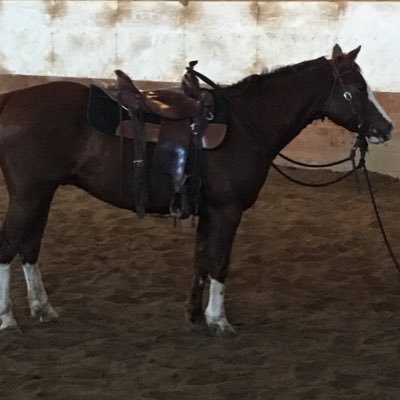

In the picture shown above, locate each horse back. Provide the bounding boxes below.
[0,81,88,118]
[0,81,90,138]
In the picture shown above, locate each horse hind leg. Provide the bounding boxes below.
[0,188,57,330]
[186,216,209,326]
[0,214,23,330]
[18,189,58,323]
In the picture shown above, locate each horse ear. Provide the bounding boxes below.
[346,45,361,64]
[332,44,343,58]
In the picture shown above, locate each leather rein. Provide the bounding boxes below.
[189,59,369,184]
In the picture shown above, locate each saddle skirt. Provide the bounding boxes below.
[116,120,226,149]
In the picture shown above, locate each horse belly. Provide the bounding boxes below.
[74,136,174,213]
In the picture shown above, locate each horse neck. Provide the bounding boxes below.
[232,59,333,156]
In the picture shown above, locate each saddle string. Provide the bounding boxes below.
[185,62,211,220]
[186,62,222,91]
[117,94,125,201]
[116,92,147,218]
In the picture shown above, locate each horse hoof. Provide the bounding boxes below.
[188,314,237,337]
[207,322,237,337]
[0,314,19,331]
[203,315,237,337]
[31,303,59,323]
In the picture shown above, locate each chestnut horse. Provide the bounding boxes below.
[0,45,393,335]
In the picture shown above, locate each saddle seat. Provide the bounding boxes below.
[114,70,209,120]
[140,89,202,120]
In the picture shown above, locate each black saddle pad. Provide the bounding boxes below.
[87,85,161,135]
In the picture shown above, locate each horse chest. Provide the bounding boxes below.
[202,146,268,208]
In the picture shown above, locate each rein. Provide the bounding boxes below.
[189,62,400,276]
[188,60,355,185]
[272,138,363,188]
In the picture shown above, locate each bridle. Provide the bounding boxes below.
[322,60,364,133]
[188,58,370,156]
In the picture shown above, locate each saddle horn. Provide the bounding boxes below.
[187,60,198,70]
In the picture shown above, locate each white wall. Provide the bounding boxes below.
[0,1,399,178]
[0,1,399,92]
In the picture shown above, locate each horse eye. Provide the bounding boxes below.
[343,91,352,101]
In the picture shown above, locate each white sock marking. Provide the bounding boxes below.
[205,278,226,322]
[205,278,235,334]
[0,263,11,315]
[0,263,17,329]
[22,263,49,314]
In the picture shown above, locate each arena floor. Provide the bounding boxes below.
[1,167,400,400]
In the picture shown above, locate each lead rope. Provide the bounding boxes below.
[278,137,400,276]
[356,137,400,275]
[327,66,400,275]
[279,135,400,276]
[362,166,400,274]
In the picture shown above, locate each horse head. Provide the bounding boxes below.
[323,44,393,144]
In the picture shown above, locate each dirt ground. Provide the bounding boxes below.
[0,166,400,400]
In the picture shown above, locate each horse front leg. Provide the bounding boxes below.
[0,188,58,330]
[191,205,242,337]
[18,189,59,323]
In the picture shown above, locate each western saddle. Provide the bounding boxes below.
[105,62,218,219]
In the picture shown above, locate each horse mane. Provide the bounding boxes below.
[225,57,329,96]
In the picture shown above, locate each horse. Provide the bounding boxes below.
[0,44,393,335]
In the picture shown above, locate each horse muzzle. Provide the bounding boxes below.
[363,123,393,145]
